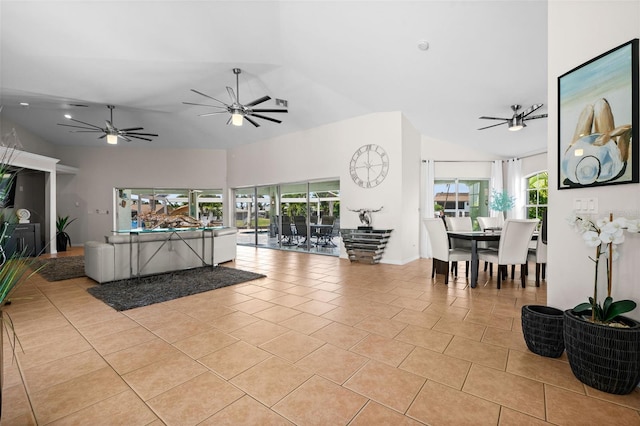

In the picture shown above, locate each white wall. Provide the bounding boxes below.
[548,1,640,320]
[55,145,227,243]
[0,117,58,158]
[400,115,421,263]
[521,152,547,177]
[227,112,422,264]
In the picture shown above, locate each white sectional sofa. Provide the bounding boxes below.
[84,227,237,284]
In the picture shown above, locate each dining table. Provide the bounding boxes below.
[447,231,500,288]
[447,230,538,288]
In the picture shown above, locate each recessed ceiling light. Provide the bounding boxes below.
[19,102,29,107]
[417,40,429,51]
[64,114,72,119]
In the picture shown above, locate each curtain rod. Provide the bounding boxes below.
[422,160,492,163]
[422,151,546,163]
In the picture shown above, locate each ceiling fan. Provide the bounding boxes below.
[57,105,158,144]
[184,68,287,127]
[478,104,547,131]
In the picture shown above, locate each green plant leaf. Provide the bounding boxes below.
[603,296,613,314]
[56,215,76,232]
[603,300,638,323]
[574,302,592,313]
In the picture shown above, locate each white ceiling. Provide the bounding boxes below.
[0,1,548,158]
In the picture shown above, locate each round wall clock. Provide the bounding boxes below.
[349,144,389,188]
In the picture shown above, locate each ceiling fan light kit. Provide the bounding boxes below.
[58,105,158,144]
[478,103,547,131]
[508,116,525,131]
[185,68,288,127]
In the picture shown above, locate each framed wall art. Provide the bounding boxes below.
[558,38,638,189]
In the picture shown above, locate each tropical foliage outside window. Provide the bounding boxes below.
[525,171,548,221]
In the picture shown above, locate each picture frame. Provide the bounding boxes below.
[558,38,639,189]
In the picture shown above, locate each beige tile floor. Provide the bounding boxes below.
[2,246,640,425]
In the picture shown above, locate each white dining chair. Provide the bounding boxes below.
[424,218,471,285]
[476,216,500,273]
[477,215,504,231]
[527,221,547,287]
[445,216,472,276]
[477,219,539,289]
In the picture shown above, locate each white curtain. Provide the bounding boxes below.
[420,159,435,258]
[489,160,503,218]
[506,158,524,219]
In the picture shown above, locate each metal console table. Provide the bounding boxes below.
[340,228,393,264]
[127,227,217,278]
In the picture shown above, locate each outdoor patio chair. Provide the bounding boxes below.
[281,216,297,245]
[293,215,309,246]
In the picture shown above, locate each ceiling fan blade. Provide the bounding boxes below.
[226,87,238,104]
[182,101,227,109]
[120,135,132,143]
[119,127,144,132]
[125,132,159,137]
[251,108,288,113]
[523,113,548,121]
[57,123,102,131]
[190,89,228,106]
[245,95,271,107]
[520,104,543,118]
[478,121,507,130]
[244,116,260,127]
[69,130,104,133]
[98,134,106,139]
[198,111,228,117]
[68,118,104,130]
[127,135,153,142]
[479,116,510,121]
[250,113,282,124]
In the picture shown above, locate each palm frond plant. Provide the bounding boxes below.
[56,215,76,252]
[0,140,44,418]
[0,142,43,306]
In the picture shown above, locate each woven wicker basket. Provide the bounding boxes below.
[521,305,564,358]
[563,309,640,395]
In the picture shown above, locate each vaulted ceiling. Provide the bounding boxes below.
[0,1,548,158]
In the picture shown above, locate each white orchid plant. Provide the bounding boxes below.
[567,212,638,323]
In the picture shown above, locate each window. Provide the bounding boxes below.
[434,178,490,230]
[525,171,548,221]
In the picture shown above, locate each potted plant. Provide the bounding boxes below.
[56,215,76,252]
[564,212,640,394]
[0,143,41,420]
[489,189,514,220]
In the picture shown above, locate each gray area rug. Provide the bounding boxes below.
[34,256,86,282]
[87,266,265,311]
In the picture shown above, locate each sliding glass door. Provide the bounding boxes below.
[233,179,340,256]
[433,178,489,230]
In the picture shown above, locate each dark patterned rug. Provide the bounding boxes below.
[87,266,265,311]
[34,256,86,282]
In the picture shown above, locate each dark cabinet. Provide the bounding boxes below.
[2,223,42,257]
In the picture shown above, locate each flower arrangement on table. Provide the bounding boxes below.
[489,189,515,219]
[567,212,638,324]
